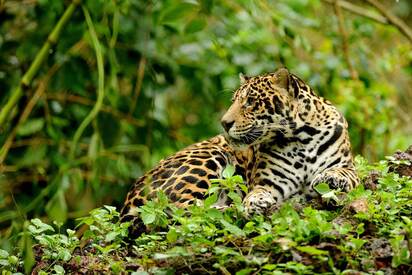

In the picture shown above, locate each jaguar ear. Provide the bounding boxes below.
[239,73,250,84]
[271,67,299,98]
[272,68,290,90]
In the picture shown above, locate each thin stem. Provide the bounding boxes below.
[333,0,358,80]
[322,0,388,24]
[0,0,81,127]
[69,6,105,160]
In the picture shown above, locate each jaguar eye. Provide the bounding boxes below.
[244,97,254,107]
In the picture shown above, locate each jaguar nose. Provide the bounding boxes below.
[221,119,235,132]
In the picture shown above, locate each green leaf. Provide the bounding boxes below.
[236,268,255,275]
[45,190,67,223]
[0,249,9,258]
[220,219,245,237]
[206,208,223,220]
[185,18,206,33]
[53,264,65,274]
[166,227,178,243]
[313,182,330,194]
[296,246,328,255]
[222,165,235,179]
[18,144,47,167]
[16,118,45,136]
[20,228,34,274]
[105,231,118,242]
[160,3,197,24]
[141,211,156,225]
[204,193,218,208]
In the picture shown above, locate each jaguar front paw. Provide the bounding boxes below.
[243,188,277,218]
[311,171,349,193]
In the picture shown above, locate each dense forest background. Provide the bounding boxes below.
[0,0,411,262]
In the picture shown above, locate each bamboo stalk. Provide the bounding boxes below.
[0,0,81,128]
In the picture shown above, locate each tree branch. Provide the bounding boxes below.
[365,0,412,43]
[322,0,388,24]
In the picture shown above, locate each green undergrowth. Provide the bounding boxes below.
[1,156,411,274]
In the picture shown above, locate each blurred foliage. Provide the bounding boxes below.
[0,0,411,256]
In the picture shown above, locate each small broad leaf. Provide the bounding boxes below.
[54,264,65,274]
[220,219,245,237]
[141,211,156,225]
[231,175,244,184]
[206,208,223,220]
[167,227,178,243]
[296,246,328,255]
[185,18,206,33]
[204,193,218,208]
[105,231,118,242]
[222,165,235,179]
[314,182,330,194]
[16,118,45,136]
[0,249,9,258]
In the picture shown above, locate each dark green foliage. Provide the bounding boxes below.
[1,159,411,273]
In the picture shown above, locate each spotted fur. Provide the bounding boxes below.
[120,68,359,233]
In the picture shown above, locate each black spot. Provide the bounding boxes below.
[196,180,209,189]
[192,192,204,200]
[152,180,164,188]
[190,168,207,176]
[182,176,198,184]
[179,198,189,203]
[216,157,226,166]
[257,161,266,169]
[176,166,189,175]
[301,138,312,144]
[235,165,246,178]
[294,162,303,169]
[164,161,182,169]
[170,192,178,201]
[205,160,218,170]
[165,188,173,195]
[305,156,317,164]
[133,198,144,207]
[293,125,321,136]
[188,159,202,165]
[175,182,185,190]
[182,189,192,194]
[121,205,130,216]
[163,177,177,189]
[120,214,133,222]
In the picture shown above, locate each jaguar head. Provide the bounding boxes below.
[221,68,299,148]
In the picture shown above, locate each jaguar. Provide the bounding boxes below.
[120,68,359,235]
